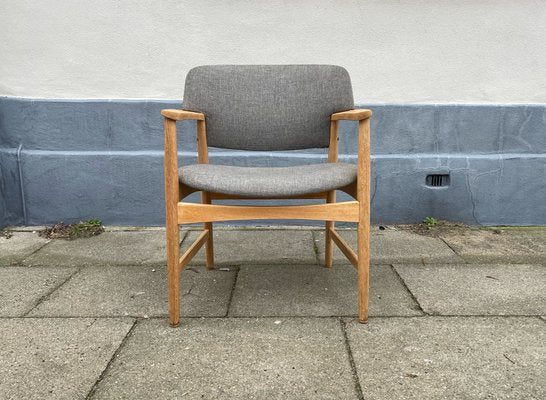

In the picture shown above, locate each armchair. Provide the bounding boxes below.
[162,65,371,327]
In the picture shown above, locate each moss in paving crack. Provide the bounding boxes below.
[396,219,471,238]
[39,218,105,240]
[0,227,13,239]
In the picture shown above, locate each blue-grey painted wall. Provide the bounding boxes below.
[1,97,545,227]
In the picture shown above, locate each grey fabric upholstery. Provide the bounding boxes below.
[182,65,354,151]
[179,163,357,197]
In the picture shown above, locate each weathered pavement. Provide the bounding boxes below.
[1,226,545,399]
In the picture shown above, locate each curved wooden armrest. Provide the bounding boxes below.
[161,109,205,121]
[331,109,372,121]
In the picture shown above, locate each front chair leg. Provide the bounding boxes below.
[357,117,371,323]
[201,192,214,269]
[164,116,181,327]
[357,218,370,323]
[166,223,180,327]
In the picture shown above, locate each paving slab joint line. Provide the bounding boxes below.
[389,264,428,316]
[311,230,322,266]
[179,229,190,248]
[225,266,241,317]
[22,267,83,316]
[340,319,365,400]
[438,237,468,264]
[16,238,52,266]
[85,318,138,400]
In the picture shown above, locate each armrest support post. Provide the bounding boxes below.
[164,118,179,205]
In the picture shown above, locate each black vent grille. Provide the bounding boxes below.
[426,174,450,187]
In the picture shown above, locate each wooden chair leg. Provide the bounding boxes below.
[201,192,214,269]
[357,118,371,323]
[357,216,370,323]
[166,217,180,327]
[164,117,181,327]
[325,190,336,267]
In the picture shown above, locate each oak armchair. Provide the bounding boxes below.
[162,65,371,327]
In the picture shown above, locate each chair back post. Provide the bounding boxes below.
[327,120,339,163]
[197,119,214,269]
[196,120,209,164]
[325,119,339,267]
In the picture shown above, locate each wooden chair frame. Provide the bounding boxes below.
[162,108,372,327]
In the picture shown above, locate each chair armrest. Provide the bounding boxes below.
[161,109,205,121]
[331,109,372,121]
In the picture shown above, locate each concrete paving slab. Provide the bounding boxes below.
[9,226,47,231]
[0,231,49,265]
[394,263,546,315]
[440,229,546,263]
[0,317,134,400]
[229,264,421,317]
[90,318,357,400]
[181,229,317,265]
[29,265,236,317]
[0,266,76,316]
[314,228,463,264]
[23,230,173,266]
[345,317,546,400]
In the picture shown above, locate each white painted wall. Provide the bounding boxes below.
[1,0,545,103]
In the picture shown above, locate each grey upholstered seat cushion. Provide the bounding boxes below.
[179,163,357,197]
[182,65,354,151]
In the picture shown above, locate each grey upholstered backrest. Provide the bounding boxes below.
[182,65,354,151]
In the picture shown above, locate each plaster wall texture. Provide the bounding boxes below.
[1,99,545,227]
[1,0,546,103]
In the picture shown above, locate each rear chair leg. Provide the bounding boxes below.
[202,192,214,269]
[325,190,336,267]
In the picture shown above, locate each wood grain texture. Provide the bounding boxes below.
[331,109,372,121]
[357,118,371,323]
[179,185,354,202]
[164,117,181,327]
[197,120,209,163]
[177,202,359,224]
[196,119,214,269]
[201,192,214,269]
[208,191,328,200]
[325,120,339,267]
[325,191,336,268]
[165,108,372,327]
[328,120,339,163]
[161,109,205,121]
[178,229,209,272]
[329,227,358,268]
